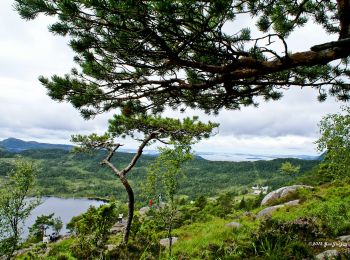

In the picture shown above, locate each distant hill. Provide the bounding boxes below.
[0,138,323,161]
[0,147,320,200]
[0,138,72,152]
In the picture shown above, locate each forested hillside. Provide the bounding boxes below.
[0,138,72,152]
[0,148,318,201]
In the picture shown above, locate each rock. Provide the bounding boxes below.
[338,235,350,241]
[160,237,179,247]
[225,222,242,228]
[284,199,300,206]
[257,204,284,218]
[139,206,150,216]
[110,222,125,234]
[257,200,300,218]
[261,185,313,206]
[106,244,116,251]
[243,211,253,217]
[315,249,339,260]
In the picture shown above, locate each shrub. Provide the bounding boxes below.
[246,217,321,259]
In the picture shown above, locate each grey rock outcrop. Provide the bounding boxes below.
[160,237,179,247]
[110,222,125,234]
[139,206,150,216]
[283,199,300,206]
[257,200,300,218]
[225,222,242,228]
[338,235,350,241]
[261,185,313,206]
[315,249,339,260]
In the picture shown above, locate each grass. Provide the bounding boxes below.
[169,181,350,259]
[171,217,258,259]
[12,175,350,259]
[270,181,350,236]
[17,237,77,260]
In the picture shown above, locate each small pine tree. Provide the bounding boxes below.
[238,197,247,210]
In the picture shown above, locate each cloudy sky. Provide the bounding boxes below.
[0,0,346,155]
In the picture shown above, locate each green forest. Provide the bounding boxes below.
[0,148,318,201]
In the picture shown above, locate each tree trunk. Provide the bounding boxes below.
[168,224,173,257]
[337,0,350,39]
[7,217,19,260]
[119,174,134,244]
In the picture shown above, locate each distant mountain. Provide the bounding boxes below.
[0,138,72,152]
[0,138,323,161]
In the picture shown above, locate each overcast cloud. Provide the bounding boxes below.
[0,0,346,155]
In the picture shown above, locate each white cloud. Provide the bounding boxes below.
[193,134,317,155]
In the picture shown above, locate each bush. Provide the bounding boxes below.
[245,217,321,259]
[66,202,122,258]
[309,201,350,236]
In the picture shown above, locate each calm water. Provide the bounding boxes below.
[23,197,105,238]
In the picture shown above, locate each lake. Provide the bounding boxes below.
[23,197,106,238]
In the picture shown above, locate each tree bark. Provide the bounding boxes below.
[119,174,134,244]
[337,0,350,39]
[168,222,173,257]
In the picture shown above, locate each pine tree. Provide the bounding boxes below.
[72,114,217,244]
[14,1,350,116]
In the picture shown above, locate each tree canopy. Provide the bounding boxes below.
[14,0,350,116]
[0,159,40,259]
[71,114,217,243]
[279,162,300,175]
[316,106,350,179]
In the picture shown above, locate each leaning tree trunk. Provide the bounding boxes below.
[99,131,160,244]
[119,175,134,244]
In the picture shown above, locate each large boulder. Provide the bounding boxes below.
[261,185,313,206]
[338,235,350,242]
[257,200,300,218]
[315,249,339,260]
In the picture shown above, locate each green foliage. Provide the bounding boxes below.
[279,161,300,175]
[108,114,218,144]
[45,237,76,260]
[67,202,124,258]
[53,217,63,234]
[0,160,13,177]
[145,145,193,203]
[14,181,350,259]
[71,114,218,154]
[0,150,318,200]
[216,192,235,217]
[272,182,350,237]
[316,106,350,180]
[28,213,63,242]
[29,213,54,241]
[194,195,207,211]
[238,197,247,210]
[144,145,193,256]
[14,1,350,116]
[251,217,323,259]
[0,159,41,259]
[71,113,217,245]
[171,217,255,259]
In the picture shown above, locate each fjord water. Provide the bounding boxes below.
[23,197,105,238]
